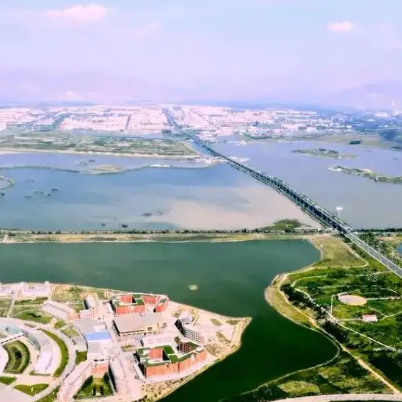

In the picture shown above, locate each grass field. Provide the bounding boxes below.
[75,351,87,365]
[61,325,80,338]
[265,234,402,399]
[15,384,49,396]
[0,375,16,385]
[41,330,68,377]
[0,299,11,317]
[75,374,113,399]
[4,341,30,374]
[223,352,388,402]
[11,307,53,324]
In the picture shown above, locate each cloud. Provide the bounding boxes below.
[327,21,354,33]
[45,3,108,23]
[131,22,160,40]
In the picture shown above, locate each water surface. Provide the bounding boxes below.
[216,141,402,229]
[0,153,317,231]
[0,240,336,402]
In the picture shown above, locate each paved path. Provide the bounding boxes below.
[273,394,402,402]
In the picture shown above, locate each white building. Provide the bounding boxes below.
[57,361,92,402]
[21,282,50,298]
[43,301,77,321]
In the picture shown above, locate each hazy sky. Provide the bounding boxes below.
[0,0,401,102]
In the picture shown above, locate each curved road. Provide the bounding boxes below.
[274,394,402,402]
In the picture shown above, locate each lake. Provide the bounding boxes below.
[0,152,317,231]
[0,240,337,402]
[217,140,402,229]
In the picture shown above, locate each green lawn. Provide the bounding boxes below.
[40,330,68,377]
[75,374,113,399]
[0,376,16,385]
[12,307,52,324]
[61,325,80,338]
[75,351,88,365]
[223,352,387,402]
[3,341,30,374]
[35,387,59,402]
[54,320,66,329]
[15,384,49,396]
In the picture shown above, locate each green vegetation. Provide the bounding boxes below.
[330,166,402,184]
[61,325,80,338]
[0,298,11,317]
[226,319,240,325]
[262,219,302,232]
[12,308,52,324]
[210,318,222,326]
[75,374,113,399]
[265,234,402,398]
[292,148,356,159]
[14,297,48,305]
[35,387,59,402]
[0,376,16,385]
[223,352,387,402]
[14,384,49,396]
[41,330,68,377]
[75,351,88,365]
[4,341,30,374]
[0,132,197,158]
[54,320,66,329]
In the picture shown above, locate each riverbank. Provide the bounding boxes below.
[250,235,402,401]
[0,175,14,191]
[0,160,220,176]
[329,166,402,184]
[0,230,320,244]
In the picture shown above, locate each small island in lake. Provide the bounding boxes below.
[292,148,356,159]
[329,165,402,184]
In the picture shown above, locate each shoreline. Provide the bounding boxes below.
[0,161,220,176]
[258,235,401,400]
[0,147,202,159]
[0,231,320,244]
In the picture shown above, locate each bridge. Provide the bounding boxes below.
[162,108,402,277]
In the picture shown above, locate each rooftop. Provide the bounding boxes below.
[114,312,165,334]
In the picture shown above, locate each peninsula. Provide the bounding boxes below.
[292,148,356,159]
[0,282,249,402]
[329,165,402,184]
[235,235,402,402]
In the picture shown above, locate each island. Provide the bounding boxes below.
[329,165,402,184]
[292,148,356,159]
[0,282,250,402]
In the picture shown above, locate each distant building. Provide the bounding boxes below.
[114,312,167,337]
[43,301,78,321]
[362,314,378,323]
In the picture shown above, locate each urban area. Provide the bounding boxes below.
[0,282,248,402]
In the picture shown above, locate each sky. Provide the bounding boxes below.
[0,0,401,103]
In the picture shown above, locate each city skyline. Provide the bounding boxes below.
[0,0,401,105]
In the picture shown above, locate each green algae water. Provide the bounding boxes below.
[0,240,336,401]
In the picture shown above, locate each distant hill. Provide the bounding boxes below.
[327,82,402,110]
